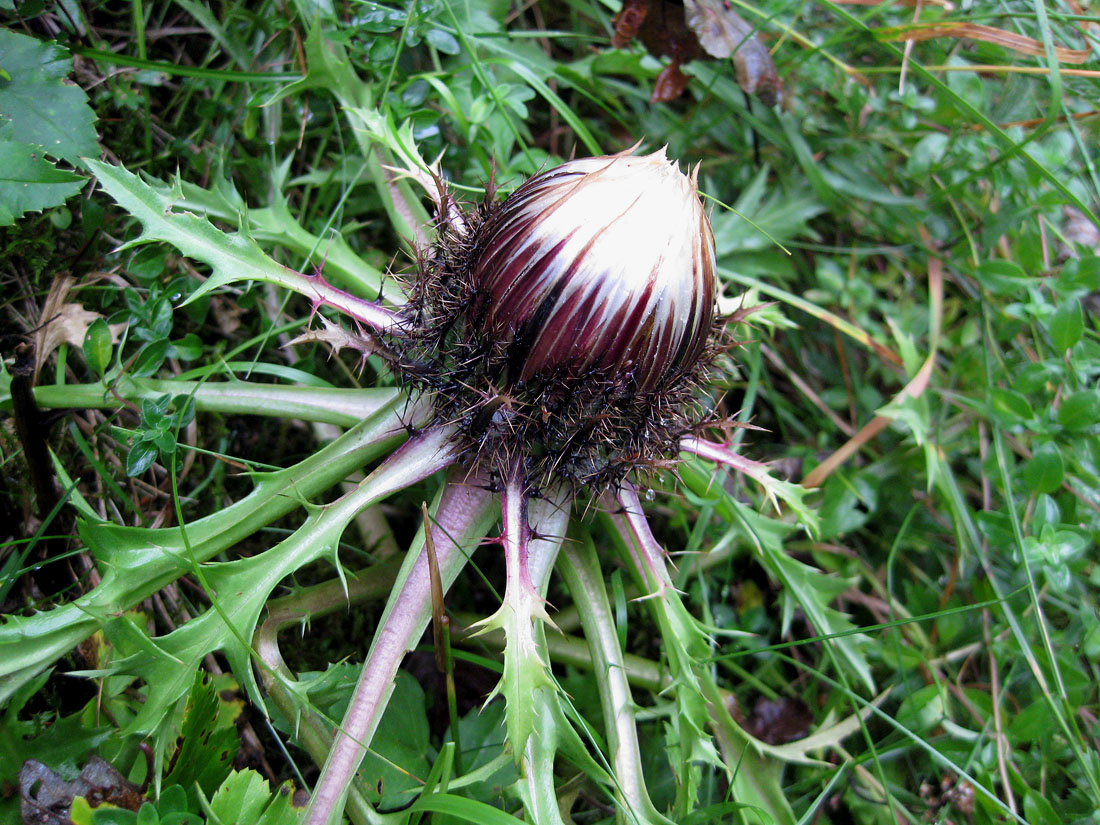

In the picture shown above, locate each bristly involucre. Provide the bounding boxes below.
[392,147,723,493]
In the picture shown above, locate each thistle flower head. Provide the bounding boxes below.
[471,148,716,391]
[396,146,720,490]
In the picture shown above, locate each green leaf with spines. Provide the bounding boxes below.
[681,460,874,694]
[0,400,406,707]
[162,671,240,807]
[0,140,84,225]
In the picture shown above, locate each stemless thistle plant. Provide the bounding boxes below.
[53,146,807,825]
[299,146,782,825]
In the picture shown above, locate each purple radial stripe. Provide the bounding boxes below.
[522,277,605,381]
[472,148,717,389]
[489,233,577,329]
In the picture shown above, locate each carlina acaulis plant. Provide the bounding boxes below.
[296,145,780,825]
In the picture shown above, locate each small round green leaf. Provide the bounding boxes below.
[126,440,160,477]
[1057,255,1100,292]
[132,339,169,377]
[976,260,1030,295]
[990,388,1034,426]
[1023,442,1064,495]
[425,28,461,55]
[1058,390,1100,432]
[1049,297,1084,351]
[168,333,202,361]
[82,317,113,377]
[135,802,160,825]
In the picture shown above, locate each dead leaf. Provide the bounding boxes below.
[20,757,143,825]
[652,61,692,103]
[877,21,1091,64]
[33,275,125,383]
[211,294,246,336]
[612,0,782,105]
[744,696,814,744]
[285,315,388,366]
[1062,206,1100,254]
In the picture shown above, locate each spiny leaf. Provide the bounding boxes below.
[473,591,557,758]
[0,140,83,226]
[86,159,300,306]
[163,671,239,806]
[683,461,875,693]
[0,404,405,706]
[87,159,398,329]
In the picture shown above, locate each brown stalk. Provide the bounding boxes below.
[877,22,1092,64]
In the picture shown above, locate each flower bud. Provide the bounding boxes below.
[470,147,716,392]
[397,147,719,489]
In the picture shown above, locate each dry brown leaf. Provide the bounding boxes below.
[878,22,1091,64]
[744,696,814,745]
[20,757,143,825]
[685,0,783,105]
[33,275,124,383]
[1062,206,1100,254]
[612,0,782,105]
[211,294,246,336]
[832,0,955,8]
[285,315,382,363]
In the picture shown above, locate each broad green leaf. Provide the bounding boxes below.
[1049,297,1084,351]
[1057,255,1100,292]
[0,140,83,225]
[990,388,1035,425]
[83,318,113,376]
[1023,442,1064,495]
[976,260,1031,295]
[132,339,170,378]
[125,439,160,477]
[0,29,98,161]
[1058,390,1100,432]
[163,672,239,806]
[209,769,303,825]
[90,808,138,825]
[408,793,527,825]
[425,28,461,55]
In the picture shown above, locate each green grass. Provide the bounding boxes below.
[1,1,1099,824]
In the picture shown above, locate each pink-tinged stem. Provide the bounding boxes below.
[680,435,772,487]
[607,484,674,597]
[299,272,405,333]
[501,462,540,602]
[304,457,495,825]
[559,537,672,825]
